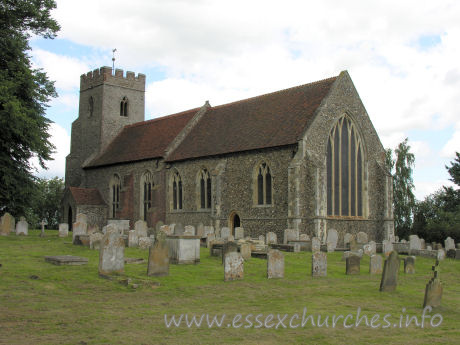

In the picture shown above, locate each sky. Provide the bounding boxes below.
[29,0,459,200]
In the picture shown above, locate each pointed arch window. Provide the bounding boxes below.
[199,169,211,209]
[141,171,154,221]
[88,96,94,117]
[120,97,128,117]
[327,115,364,217]
[110,174,121,218]
[172,171,183,210]
[256,162,273,205]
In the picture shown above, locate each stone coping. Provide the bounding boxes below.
[166,235,201,239]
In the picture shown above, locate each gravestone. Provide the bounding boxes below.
[224,252,244,281]
[128,230,139,248]
[382,240,393,257]
[167,235,200,264]
[76,213,87,224]
[299,233,310,241]
[227,235,234,242]
[349,238,359,251]
[293,243,301,253]
[357,232,368,244]
[87,224,99,235]
[420,238,426,250]
[184,225,195,235]
[58,223,69,237]
[98,231,125,275]
[343,233,354,247]
[444,237,455,251]
[72,221,87,242]
[258,235,265,243]
[196,223,205,238]
[240,242,251,260]
[404,256,416,274]
[206,233,215,248]
[326,229,338,252]
[363,241,376,256]
[90,232,103,250]
[369,255,383,275]
[409,235,422,252]
[283,228,299,244]
[155,220,164,232]
[173,223,184,235]
[135,220,148,237]
[203,226,214,238]
[267,249,284,279]
[379,251,400,292]
[346,255,360,275]
[234,227,244,240]
[312,252,327,277]
[40,219,46,238]
[139,237,153,249]
[426,245,432,251]
[160,225,173,236]
[147,231,169,277]
[423,260,442,308]
[446,249,456,259]
[45,255,88,266]
[0,212,14,236]
[222,241,239,264]
[437,249,446,261]
[220,227,230,240]
[311,237,321,253]
[266,232,277,245]
[15,219,28,236]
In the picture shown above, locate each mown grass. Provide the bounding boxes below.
[0,230,459,345]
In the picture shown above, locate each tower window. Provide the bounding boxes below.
[88,96,94,117]
[120,97,128,117]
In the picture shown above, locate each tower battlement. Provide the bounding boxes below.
[80,66,146,91]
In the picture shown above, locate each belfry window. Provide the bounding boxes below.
[199,169,211,209]
[172,171,183,210]
[120,97,128,117]
[110,175,121,218]
[88,96,94,117]
[327,115,364,217]
[256,163,272,205]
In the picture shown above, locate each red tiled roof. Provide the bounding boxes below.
[86,108,199,168]
[69,187,105,205]
[166,76,337,162]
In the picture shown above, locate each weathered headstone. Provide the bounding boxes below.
[409,235,422,252]
[155,220,164,232]
[206,233,215,248]
[76,213,88,224]
[203,226,214,238]
[394,236,399,242]
[312,252,327,277]
[90,232,103,250]
[379,251,400,292]
[0,212,14,236]
[135,220,148,238]
[299,233,310,241]
[72,221,87,242]
[293,243,301,253]
[349,237,359,251]
[234,227,244,240]
[283,228,299,244]
[196,223,205,238]
[147,231,169,277]
[99,231,125,275]
[224,252,244,281]
[58,223,69,237]
[160,225,173,236]
[363,241,376,256]
[382,240,393,257]
[267,249,284,279]
[344,233,354,247]
[266,232,277,245]
[420,238,426,250]
[139,237,153,249]
[173,223,184,235]
[369,255,383,275]
[423,260,442,308]
[404,256,416,274]
[220,227,230,240]
[437,249,446,261]
[184,225,195,235]
[357,232,368,244]
[326,229,338,252]
[222,241,239,264]
[240,242,251,260]
[444,237,455,251]
[346,255,360,275]
[426,245,432,251]
[311,237,321,253]
[15,219,28,236]
[258,235,265,243]
[128,230,139,248]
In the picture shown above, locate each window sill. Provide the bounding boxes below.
[253,204,274,208]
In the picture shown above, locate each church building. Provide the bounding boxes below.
[62,66,394,244]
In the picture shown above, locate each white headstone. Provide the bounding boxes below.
[76,213,87,224]
[15,220,28,236]
[234,227,244,240]
[326,229,338,252]
[58,223,69,237]
[128,230,139,248]
[357,232,368,244]
[221,227,231,240]
[135,220,148,238]
[283,228,299,244]
[444,237,455,251]
[184,225,195,235]
[72,221,87,241]
[266,232,277,245]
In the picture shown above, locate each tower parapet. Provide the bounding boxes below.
[80,66,146,92]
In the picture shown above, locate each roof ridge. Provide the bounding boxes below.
[210,75,338,110]
[126,107,201,129]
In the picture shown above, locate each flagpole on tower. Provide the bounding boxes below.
[112,48,117,74]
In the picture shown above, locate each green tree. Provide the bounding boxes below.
[28,177,64,229]
[0,0,60,216]
[386,138,416,239]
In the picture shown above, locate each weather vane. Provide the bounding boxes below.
[112,48,117,72]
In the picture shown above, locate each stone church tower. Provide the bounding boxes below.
[65,66,145,187]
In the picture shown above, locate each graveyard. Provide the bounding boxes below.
[0,229,459,345]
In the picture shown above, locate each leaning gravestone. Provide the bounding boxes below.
[147,231,169,277]
[423,260,442,308]
[346,255,360,275]
[369,255,383,275]
[404,256,416,274]
[266,232,277,245]
[267,249,284,279]
[1,212,14,236]
[240,243,251,260]
[15,219,28,236]
[382,240,393,257]
[283,228,299,244]
[379,251,400,292]
[135,220,148,238]
[220,227,230,240]
[98,230,125,275]
[312,252,327,277]
[224,252,244,282]
[311,237,321,253]
[444,237,455,251]
[58,223,69,237]
[326,229,338,252]
[234,227,244,240]
[357,232,368,244]
[222,241,239,264]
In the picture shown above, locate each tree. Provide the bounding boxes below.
[386,138,416,239]
[28,177,64,229]
[0,1,60,216]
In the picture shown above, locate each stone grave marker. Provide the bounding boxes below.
[16,219,28,236]
[293,243,301,253]
[409,235,422,252]
[155,220,164,232]
[99,231,125,275]
[0,212,14,236]
[147,231,169,277]
[39,219,47,237]
[266,232,277,245]
[357,232,368,244]
[196,223,205,238]
[423,260,442,308]
[206,233,215,248]
[139,237,153,249]
[135,220,148,237]
[267,249,284,279]
[346,255,360,275]
[311,237,321,253]
[312,252,327,277]
[258,235,265,243]
[363,241,376,256]
[203,226,214,238]
[326,229,338,252]
[76,213,87,224]
[382,240,393,257]
[234,227,244,240]
[58,223,69,237]
[224,252,244,282]
[72,221,87,242]
[379,251,400,292]
[444,237,455,251]
[160,225,173,236]
[90,232,103,250]
[446,249,456,259]
[404,256,416,274]
[437,249,446,261]
[45,255,88,266]
[128,230,139,248]
[222,241,239,264]
[240,242,251,260]
[284,228,299,244]
[369,255,383,275]
[220,227,230,240]
[349,237,359,251]
[344,233,354,247]
[299,233,310,241]
[184,225,195,235]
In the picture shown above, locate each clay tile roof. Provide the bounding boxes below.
[87,108,199,168]
[69,187,105,205]
[166,76,337,162]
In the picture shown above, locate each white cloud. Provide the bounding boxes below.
[414,179,455,201]
[441,126,460,158]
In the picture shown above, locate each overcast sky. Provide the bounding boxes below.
[30,0,459,200]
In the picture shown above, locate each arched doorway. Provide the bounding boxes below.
[229,211,241,236]
[68,207,73,231]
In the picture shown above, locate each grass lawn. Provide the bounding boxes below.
[0,230,459,345]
